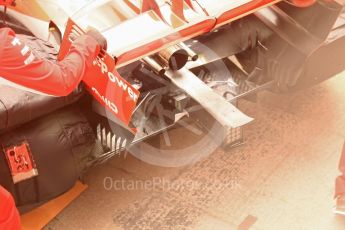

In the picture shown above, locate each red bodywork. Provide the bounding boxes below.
[1,0,318,127]
[112,0,282,67]
[0,0,15,7]
[58,0,289,126]
[58,20,140,126]
[288,0,316,7]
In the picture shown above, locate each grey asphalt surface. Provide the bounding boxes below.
[46,72,345,230]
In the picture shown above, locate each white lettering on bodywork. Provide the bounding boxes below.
[92,87,119,114]
[93,58,139,103]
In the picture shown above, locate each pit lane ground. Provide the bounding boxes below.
[46,72,345,230]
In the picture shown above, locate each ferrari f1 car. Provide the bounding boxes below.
[1,0,345,167]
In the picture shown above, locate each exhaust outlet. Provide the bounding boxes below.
[179,42,198,61]
[142,56,166,76]
[158,45,189,70]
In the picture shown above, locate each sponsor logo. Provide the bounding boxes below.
[92,87,119,114]
[93,58,139,103]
